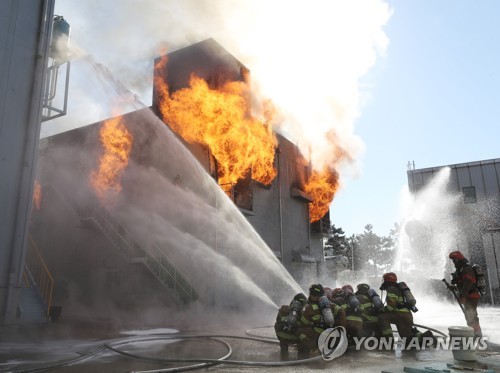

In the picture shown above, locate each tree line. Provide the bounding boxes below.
[324,223,400,274]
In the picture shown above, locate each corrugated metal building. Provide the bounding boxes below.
[0,0,54,325]
[407,158,500,304]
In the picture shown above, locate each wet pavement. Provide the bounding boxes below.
[1,305,500,372]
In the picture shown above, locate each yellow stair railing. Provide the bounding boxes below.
[25,235,54,317]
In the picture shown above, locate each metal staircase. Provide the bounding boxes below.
[50,186,197,304]
[19,235,55,323]
[79,204,197,304]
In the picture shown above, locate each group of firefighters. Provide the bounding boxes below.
[274,250,484,360]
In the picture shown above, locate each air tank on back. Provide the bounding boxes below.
[368,288,384,311]
[318,296,335,327]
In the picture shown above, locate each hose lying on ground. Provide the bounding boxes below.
[3,323,457,373]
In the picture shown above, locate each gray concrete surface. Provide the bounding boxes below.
[1,314,500,373]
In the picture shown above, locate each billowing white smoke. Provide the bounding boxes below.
[48,0,392,175]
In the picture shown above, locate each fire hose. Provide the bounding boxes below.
[3,324,451,373]
[442,278,466,315]
[442,279,500,352]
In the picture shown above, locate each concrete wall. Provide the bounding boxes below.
[0,0,53,324]
[246,134,312,270]
[31,39,324,319]
[152,39,318,280]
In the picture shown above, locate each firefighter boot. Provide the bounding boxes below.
[471,322,483,338]
[297,346,310,360]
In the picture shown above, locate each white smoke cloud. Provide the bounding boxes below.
[48,0,392,173]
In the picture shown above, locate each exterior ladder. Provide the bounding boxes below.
[50,185,197,304]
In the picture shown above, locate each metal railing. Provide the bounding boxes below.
[147,243,197,302]
[89,206,197,303]
[49,185,197,304]
[24,235,54,317]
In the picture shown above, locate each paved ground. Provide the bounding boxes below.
[1,303,500,372]
[1,319,500,373]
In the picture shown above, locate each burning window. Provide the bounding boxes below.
[154,53,277,188]
[221,174,253,211]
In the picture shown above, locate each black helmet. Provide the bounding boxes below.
[309,284,324,297]
[293,292,307,306]
[356,283,370,295]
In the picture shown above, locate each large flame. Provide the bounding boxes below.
[89,114,133,203]
[304,167,340,223]
[154,56,277,186]
[155,55,345,222]
[33,180,42,210]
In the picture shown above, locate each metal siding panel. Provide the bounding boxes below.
[495,163,500,193]
[0,1,18,133]
[413,171,423,186]
[481,164,499,199]
[421,170,435,184]
[0,0,52,324]
[469,165,485,200]
[0,0,38,277]
[482,232,500,289]
[448,167,460,193]
[456,167,471,190]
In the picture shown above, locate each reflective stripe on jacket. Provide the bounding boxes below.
[384,284,410,313]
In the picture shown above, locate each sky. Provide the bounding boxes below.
[45,0,500,238]
[331,0,500,236]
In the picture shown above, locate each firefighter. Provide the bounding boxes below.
[330,286,364,341]
[274,292,308,360]
[296,284,345,359]
[377,272,415,346]
[322,286,347,328]
[326,288,348,330]
[448,250,483,337]
[355,283,383,338]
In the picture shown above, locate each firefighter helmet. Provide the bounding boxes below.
[449,251,465,260]
[342,284,354,294]
[383,272,398,283]
[331,287,345,298]
[293,292,307,305]
[309,284,324,297]
[356,283,371,294]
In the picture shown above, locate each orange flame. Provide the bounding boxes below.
[304,167,339,222]
[90,114,133,203]
[33,180,42,210]
[154,56,277,186]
